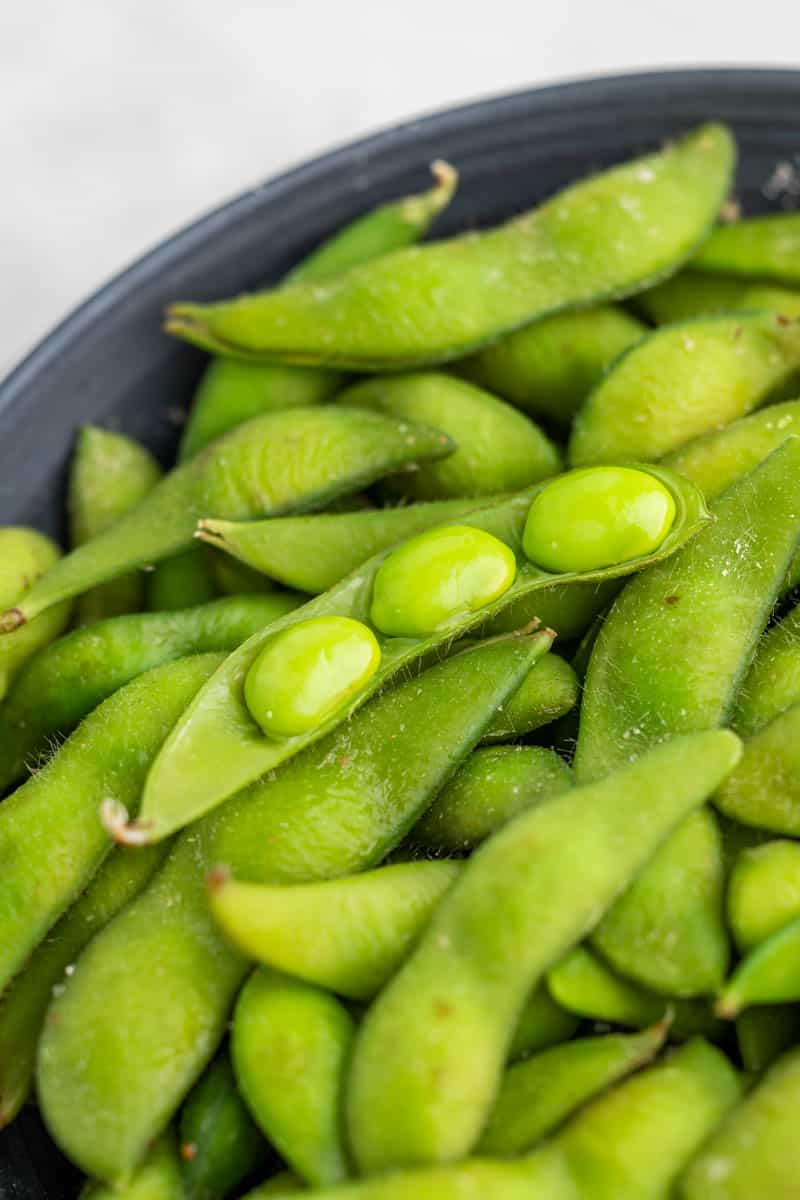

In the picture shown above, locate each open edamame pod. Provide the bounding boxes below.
[568,312,800,466]
[0,407,452,632]
[0,528,71,702]
[680,1045,800,1199]
[166,125,734,368]
[636,269,800,323]
[37,634,547,1184]
[554,1037,742,1200]
[336,373,562,498]
[345,729,740,1173]
[0,653,223,994]
[478,1022,669,1156]
[456,305,647,426]
[0,593,302,794]
[136,466,707,843]
[178,1054,268,1200]
[68,426,162,623]
[209,861,460,999]
[692,210,800,285]
[232,970,354,1187]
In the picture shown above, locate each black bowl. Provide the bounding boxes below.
[1,67,799,1197]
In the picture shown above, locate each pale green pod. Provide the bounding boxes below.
[717,913,800,1017]
[693,210,800,285]
[727,840,800,952]
[714,702,800,835]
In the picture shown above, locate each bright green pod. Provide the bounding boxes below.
[136,466,706,842]
[0,593,301,794]
[636,268,800,323]
[693,211,800,285]
[523,466,676,574]
[179,1054,268,1200]
[591,808,729,997]
[569,312,800,466]
[36,634,547,1183]
[338,373,561,498]
[0,653,222,994]
[207,550,277,597]
[508,986,581,1061]
[245,616,381,738]
[735,1005,800,1074]
[232,970,353,1187]
[481,575,622,643]
[209,861,460,998]
[481,653,579,743]
[714,702,800,834]
[732,599,800,736]
[69,425,163,623]
[167,124,734,368]
[198,498,490,594]
[717,913,800,1017]
[0,407,452,632]
[546,947,722,1041]
[555,1038,742,1200]
[0,527,71,702]
[81,1135,183,1198]
[410,745,573,855]
[146,547,218,611]
[371,525,517,637]
[345,730,741,1173]
[681,1045,800,1199]
[479,1023,668,1156]
[456,305,646,425]
[728,841,800,952]
[177,162,458,461]
[0,842,166,1129]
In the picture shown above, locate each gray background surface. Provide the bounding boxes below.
[2,1,799,373]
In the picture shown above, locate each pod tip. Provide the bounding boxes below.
[713,993,740,1020]
[0,608,25,634]
[100,798,154,846]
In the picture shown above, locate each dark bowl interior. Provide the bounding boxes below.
[1,68,799,1197]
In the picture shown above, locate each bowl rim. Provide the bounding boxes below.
[2,65,800,416]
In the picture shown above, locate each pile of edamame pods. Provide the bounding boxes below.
[4,121,800,1197]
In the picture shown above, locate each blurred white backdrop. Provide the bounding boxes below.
[2,0,799,372]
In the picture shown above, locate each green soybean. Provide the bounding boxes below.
[338,373,561,498]
[245,616,381,738]
[554,1037,742,1200]
[179,1054,268,1200]
[345,729,740,1173]
[0,407,452,632]
[735,1005,800,1074]
[456,305,646,425]
[0,653,221,993]
[569,313,800,466]
[80,1135,184,1200]
[0,527,71,703]
[693,210,800,285]
[523,466,676,574]
[166,124,733,368]
[637,269,800,323]
[0,842,166,1128]
[680,1044,800,1198]
[480,653,579,742]
[478,1023,668,1156]
[209,861,460,998]
[177,162,458,461]
[233,970,353,1187]
[36,635,545,1183]
[146,547,218,611]
[68,425,162,623]
[728,841,800,952]
[0,593,302,793]
[410,745,573,854]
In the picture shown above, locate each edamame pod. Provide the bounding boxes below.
[637,269,800,323]
[410,745,573,854]
[554,1037,742,1200]
[139,467,707,842]
[179,1054,268,1200]
[166,124,734,368]
[241,1173,305,1198]
[717,913,800,1016]
[0,653,222,992]
[0,407,452,631]
[456,305,647,425]
[727,840,800,952]
[146,547,218,611]
[68,426,162,623]
[337,373,561,498]
[508,986,581,1061]
[568,313,800,466]
[693,210,800,284]
[80,1135,184,1199]
[0,842,166,1128]
[232,970,353,1187]
[480,653,578,742]
[345,730,741,1172]
[732,599,800,736]
[478,1023,668,1156]
[681,1045,800,1198]
[0,593,302,793]
[177,162,457,461]
[735,1005,800,1074]
[0,527,71,702]
[209,861,461,998]
[37,635,546,1183]
[714,702,800,834]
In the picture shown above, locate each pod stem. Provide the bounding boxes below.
[713,992,742,1020]
[0,608,25,634]
[100,799,154,847]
